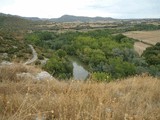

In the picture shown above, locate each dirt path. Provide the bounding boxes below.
[24,45,38,65]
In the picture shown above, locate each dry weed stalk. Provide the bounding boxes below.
[0,64,160,120]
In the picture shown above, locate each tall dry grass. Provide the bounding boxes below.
[0,63,41,82]
[0,64,160,120]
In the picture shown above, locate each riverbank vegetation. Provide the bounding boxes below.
[142,43,160,76]
[25,29,160,80]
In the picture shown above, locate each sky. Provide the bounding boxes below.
[0,0,160,19]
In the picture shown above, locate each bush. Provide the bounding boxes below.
[91,72,111,82]
[43,54,73,79]
[38,54,44,60]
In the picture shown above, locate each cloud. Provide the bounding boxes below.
[0,0,14,6]
[1,0,97,17]
[88,0,160,18]
[0,0,160,18]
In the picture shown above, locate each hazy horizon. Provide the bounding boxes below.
[0,0,160,19]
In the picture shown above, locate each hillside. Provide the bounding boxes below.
[0,13,114,23]
[0,13,34,31]
[0,63,160,120]
[0,13,160,120]
[0,13,50,63]
[49,15,114,22]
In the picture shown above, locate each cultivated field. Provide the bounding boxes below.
[124,30,160,55]
[134,42,151,55]
[123,30,160,45]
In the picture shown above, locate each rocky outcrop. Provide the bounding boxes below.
[16,72,36,80]
[1,61,55,81]
[36,71,53,80]
[16,71,54,81]
[0,61,13,66]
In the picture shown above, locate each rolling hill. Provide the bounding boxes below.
[49,15,114,22]
[0,13,114,23]
[0,13,38,32]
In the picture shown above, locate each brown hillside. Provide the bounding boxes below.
[0,64,160,120]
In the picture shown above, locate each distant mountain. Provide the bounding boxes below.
[1,13,160,23]
[49,15,114,22]
[0,13,114,22]
[23,17,42,21]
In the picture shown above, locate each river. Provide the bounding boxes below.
[70,57,89,80]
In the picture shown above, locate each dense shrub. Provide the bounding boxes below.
[43,54,73,79]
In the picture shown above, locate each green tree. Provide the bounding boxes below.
[142,43,160,65]
[44,54,73,79]
[108,57,136,78]
[56,49,67,58]
[91,72,111,82]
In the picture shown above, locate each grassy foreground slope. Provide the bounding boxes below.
[0,64,160,120]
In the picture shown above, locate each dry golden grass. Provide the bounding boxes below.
[0,63,41,82]
[123,30,160,55]
[134,42,151,55]
[123,30,160,45]
[0,64,160,120]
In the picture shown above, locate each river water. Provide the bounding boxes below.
[71,58,89,80]
[73,62,89,80]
